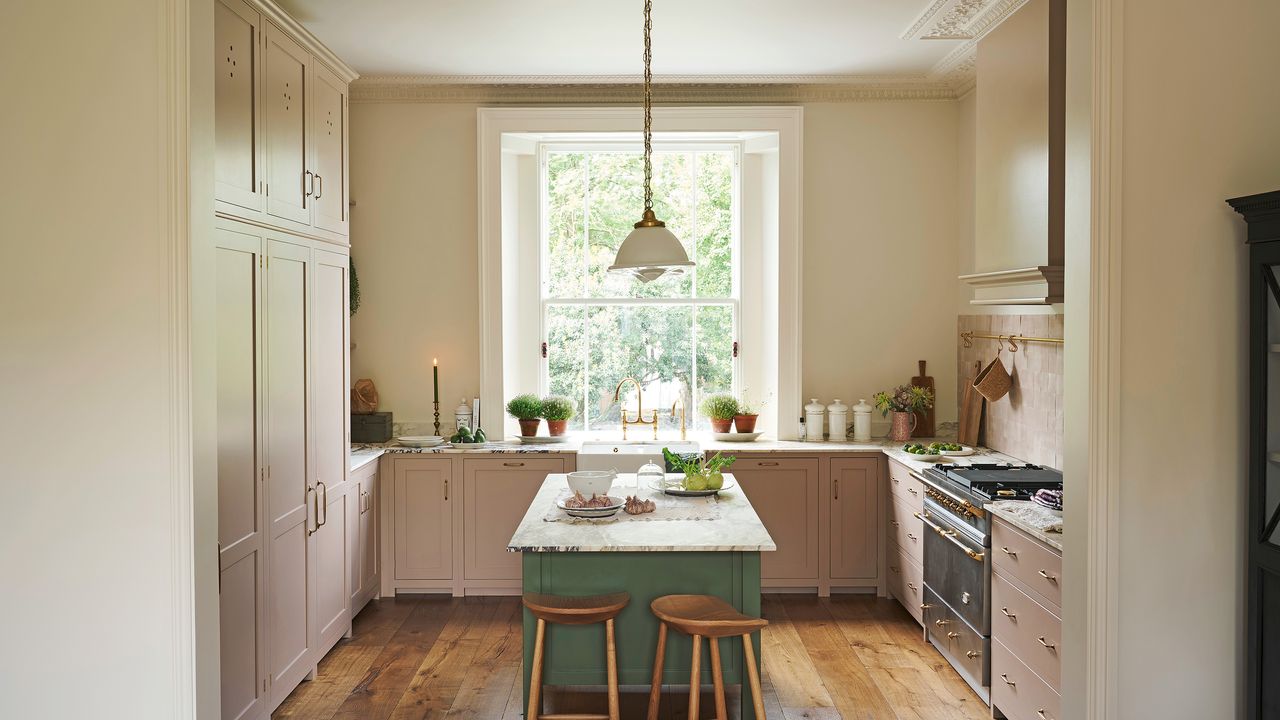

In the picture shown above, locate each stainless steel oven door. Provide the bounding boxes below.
[921,499,991,634]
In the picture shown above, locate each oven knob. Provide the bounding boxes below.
[961,592,972,605]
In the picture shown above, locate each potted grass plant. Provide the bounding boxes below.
[700,393,739,433]
[506,393,543,437]
[540,395,576,436]
[874,385,935,442]
[734,389,768,433]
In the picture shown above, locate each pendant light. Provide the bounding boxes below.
[607,0,694,283]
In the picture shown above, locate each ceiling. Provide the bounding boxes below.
[276,0,1016,84]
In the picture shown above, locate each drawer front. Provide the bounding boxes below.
[886,542,925,625]
[992,520,1062,610]
[992,638,1062,720]
[887,494,924,567]
[923,586,989,692]
[887,459,924,511]
[992,571,1061,689]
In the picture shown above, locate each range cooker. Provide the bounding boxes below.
[916,463,1063,702]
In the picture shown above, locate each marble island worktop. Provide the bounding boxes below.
[506,473,776,553]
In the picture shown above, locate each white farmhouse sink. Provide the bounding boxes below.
[575,440,701,475]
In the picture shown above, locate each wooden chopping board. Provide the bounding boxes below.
[911,360,936,438]
[957,360,984,446]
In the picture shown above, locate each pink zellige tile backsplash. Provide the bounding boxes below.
[957,315,1064,468]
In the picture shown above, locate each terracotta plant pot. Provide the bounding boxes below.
[733,414,759,433]
[518,418,541,437]
[889,411,918,442]
[546,419,568,436]
[710,418,734,433]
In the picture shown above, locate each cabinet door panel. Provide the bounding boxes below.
[215,227,265,720]
[263,23,309,225]
[733,458,820,582]
[220,552,263,720]
[315,484,350,649]
[393,459,453,580]
[830,457,879,581]
[464,458,564,580]
[311,62,347,235]
[214,0,262,212]
[265,240,313,704]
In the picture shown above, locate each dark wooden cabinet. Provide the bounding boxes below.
[1228,190,1280,720]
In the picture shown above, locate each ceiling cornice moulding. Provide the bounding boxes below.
[903,0,1030,40]
[351,79,961,105]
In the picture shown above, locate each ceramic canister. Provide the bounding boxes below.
[804,398,826,441]
[827,399,849,442]
[454,398,473,430]
[851,398,873,442]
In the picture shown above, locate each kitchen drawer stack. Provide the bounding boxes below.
[990,516,1063,720]
[885,459,926,623]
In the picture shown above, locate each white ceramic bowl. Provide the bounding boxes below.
[566,470,616,497]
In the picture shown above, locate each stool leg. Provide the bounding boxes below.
[527,618,546,720]
[605,618,620,720]
[742,632,766,720]
[709,637,727,720]
[646,622,667,720]
[688,634,702,720]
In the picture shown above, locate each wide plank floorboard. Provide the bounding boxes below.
[274,594,987,720]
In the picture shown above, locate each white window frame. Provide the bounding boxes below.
[477,107,803,440]
[536,141,743,430]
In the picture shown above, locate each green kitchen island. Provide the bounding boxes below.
[507,473,775,719]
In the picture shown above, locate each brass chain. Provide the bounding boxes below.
[642,0,653,213]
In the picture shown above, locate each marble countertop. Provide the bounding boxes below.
[988,500,1064,552]
[506,473,776,553]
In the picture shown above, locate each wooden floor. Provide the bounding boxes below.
[273,594,988,720]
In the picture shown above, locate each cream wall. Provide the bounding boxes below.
[2,0,203,717]
[350,99,961,431]
[1104,1,1280,716]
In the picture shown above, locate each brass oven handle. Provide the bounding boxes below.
[1038,636,1057,651]
[1001,607,1017,621]
[915,512,985,562]
[1039,569,1059,583]
[924,484,986,518]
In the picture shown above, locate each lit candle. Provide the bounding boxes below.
[432,358,439,404]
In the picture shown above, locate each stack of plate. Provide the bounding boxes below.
[397,436,444,448]
[556,495,624,518]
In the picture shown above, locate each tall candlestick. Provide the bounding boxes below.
[432,357,439,403]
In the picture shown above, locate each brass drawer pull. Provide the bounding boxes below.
[891,521,900,528]
[503,461,525,467]
[934,619,950,627]
[946,631,960,639]
[758,461,780,467]
[1039,569,1059,583]
[920,603,934,611]
[892,476,900,484]
[906,582,917,592]
[966,650,981,659]
[1037,711,1048,719]
[889,566,900,574]
[1001,546,1018,558]
[1001,607,1017,621]
[908,487,918,496]
[444,478,449,501]
[1001,674,1016,688]
[907,532,918,541]
[1038,636,1057,651]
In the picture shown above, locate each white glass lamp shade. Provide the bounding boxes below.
[608,224,695,283]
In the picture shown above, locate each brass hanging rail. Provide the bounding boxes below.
[960,331,1065,352]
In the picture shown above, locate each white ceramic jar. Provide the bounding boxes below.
[827,399,849,442]
[851,398,873,442]
[804,398,826,441]
[454,398,473,430]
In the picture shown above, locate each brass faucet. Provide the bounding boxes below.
[671,397,687,441]
[614,376,658,440]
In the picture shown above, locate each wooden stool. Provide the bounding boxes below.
[647,594,769,720]
[523,591,630,720]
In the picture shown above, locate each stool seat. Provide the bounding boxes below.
[650,594,769,638]
[523,591,630,625]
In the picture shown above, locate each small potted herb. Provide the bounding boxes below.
[506,393,543,437]
[734,389,767,433]
[700,393,739,433]
[540,395,576,436]
[873,385,935,442]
